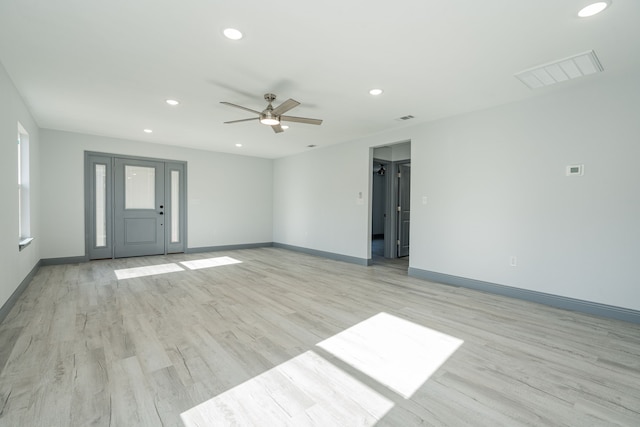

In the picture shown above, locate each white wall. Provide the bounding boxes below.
[3,59,638,314]
[412,73,640,310]
[39,130,273,259]
[274,73,640,311]
[273,142,372,259]
[0,61,41,309]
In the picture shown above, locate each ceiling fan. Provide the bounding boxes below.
[221,93,323,133]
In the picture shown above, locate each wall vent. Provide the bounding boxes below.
[515,50,603,89]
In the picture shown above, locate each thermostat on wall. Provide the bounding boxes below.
[566,164,584,176]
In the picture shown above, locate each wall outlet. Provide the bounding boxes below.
[510,256,517,267]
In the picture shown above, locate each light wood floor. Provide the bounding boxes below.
[0,248,639,426]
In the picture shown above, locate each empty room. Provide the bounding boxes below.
[1,1,639,426]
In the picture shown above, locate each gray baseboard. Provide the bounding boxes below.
[273,243,371,266]
[0,261,41,324]
[408,268,640,325]
[38,244,274,263]
[41,255,89,266]
[186,242,273,254]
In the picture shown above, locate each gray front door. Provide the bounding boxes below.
[398,163,411,257]
[114,158,166,258]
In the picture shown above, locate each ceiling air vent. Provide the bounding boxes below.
[515,50,603,89]
[397,115,415,121]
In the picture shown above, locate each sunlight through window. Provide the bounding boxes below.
[114,263,184,280]
[180,350,394,426]
[317,312,463,398]
[179,256,242,270]
[181,312,462,425]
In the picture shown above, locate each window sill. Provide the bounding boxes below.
[19,237,34,251]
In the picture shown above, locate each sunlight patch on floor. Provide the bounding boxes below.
[317,312,464,398]
[113,257,243,279]
[180,350,394,427]
[181,312,463,425]
[114,263,184,280]
[180,256,242,270]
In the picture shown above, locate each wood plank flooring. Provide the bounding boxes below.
[0,247,639,426]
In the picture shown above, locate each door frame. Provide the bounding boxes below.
[396,161,411,257]
[369,144,411,261]
[84,151,188,259]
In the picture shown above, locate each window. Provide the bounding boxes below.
[170,169,180,243]
[95,164,107,247]
[18,123,32,250]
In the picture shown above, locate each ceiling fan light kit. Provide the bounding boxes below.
[221,93,323,133]
[260,111,280,126]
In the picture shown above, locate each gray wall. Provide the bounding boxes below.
[274,72,640,311]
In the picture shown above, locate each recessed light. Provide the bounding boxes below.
[235,143,242,147]
[166,99,179,106]
[223,28,243,40]
[578,1,611,17]
[369,89,383,96]
[143,129,153,133]
[281,125,289,130]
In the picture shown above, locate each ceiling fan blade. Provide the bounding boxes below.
[220,101,261,115]
[272,99,300,116]
[280,115,323,125]
[272,123,284,133]
[224,118,259,124]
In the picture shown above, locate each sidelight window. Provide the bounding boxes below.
[18,123,32,250]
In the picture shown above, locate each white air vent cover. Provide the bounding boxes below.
[515,50,603,89]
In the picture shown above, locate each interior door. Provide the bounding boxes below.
[114,158,165,258]
[397,163,411,257]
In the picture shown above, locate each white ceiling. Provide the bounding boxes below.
[1,1,638,159]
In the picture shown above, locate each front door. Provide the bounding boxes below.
[86,153,186,260]
[114,158,166,258]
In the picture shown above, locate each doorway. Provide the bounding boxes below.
[370,142,411,262]
[85,152,187,259]
[371,160,389,258]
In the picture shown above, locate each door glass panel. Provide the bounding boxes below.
[95,164,107,247]
[125,165,155,209]
[171,170,180,243]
